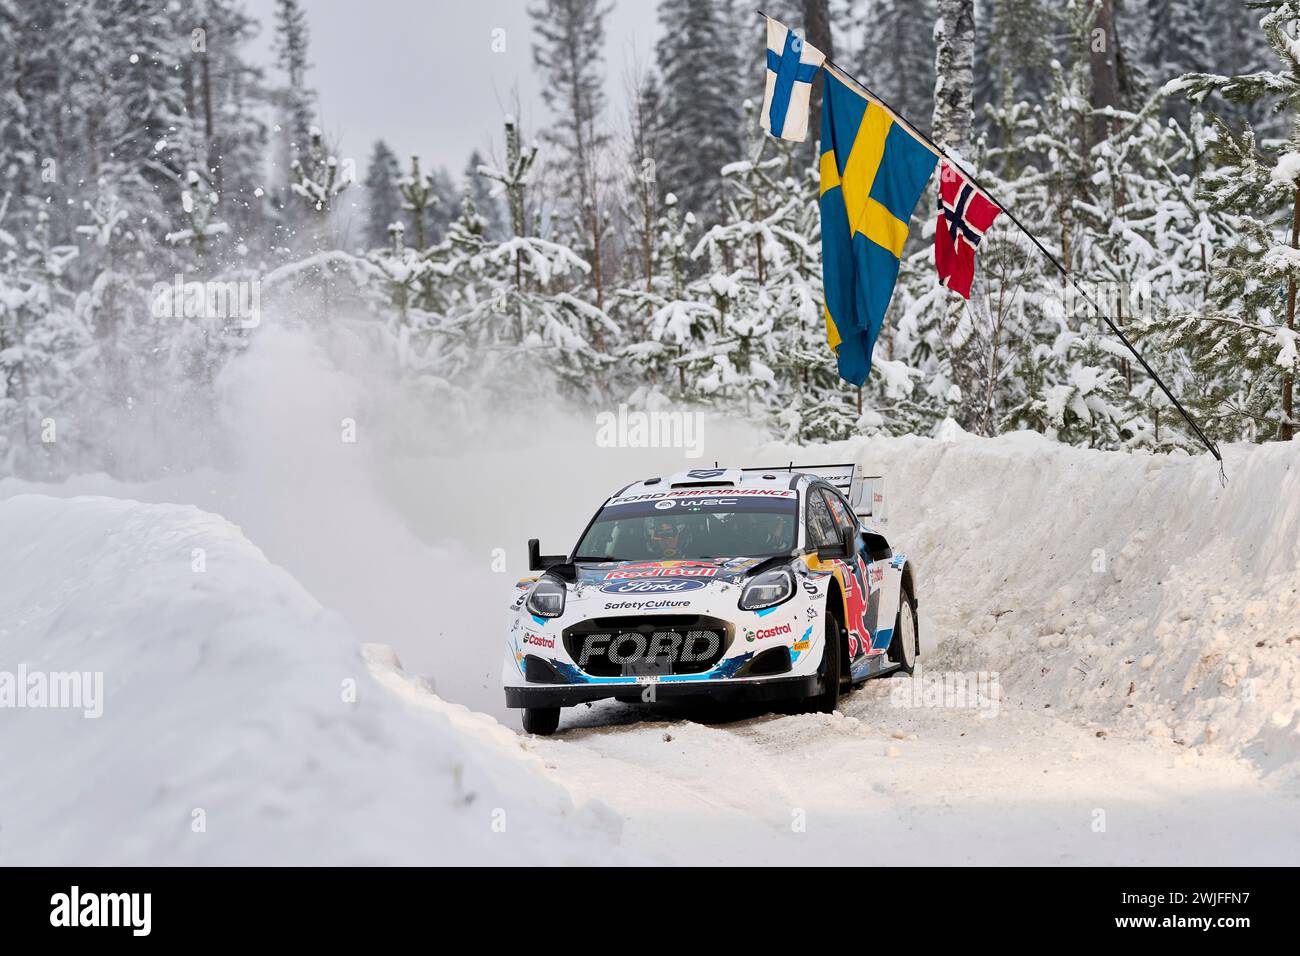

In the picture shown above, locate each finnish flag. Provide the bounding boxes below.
[760,17,826,143]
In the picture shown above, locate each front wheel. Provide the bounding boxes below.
[804,611,843,713]
[522,706,560,736]
[888,585,919,675]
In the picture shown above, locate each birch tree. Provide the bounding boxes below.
[933,0,976,155]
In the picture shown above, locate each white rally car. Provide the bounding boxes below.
[503,464,919,735]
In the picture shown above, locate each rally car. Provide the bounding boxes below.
[503,464,919,735]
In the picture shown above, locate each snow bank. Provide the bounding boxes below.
[762,430,1300,776]
[0,494,630,864]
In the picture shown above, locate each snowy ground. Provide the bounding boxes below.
[2,325,1297,864]
[524,688,1298,865]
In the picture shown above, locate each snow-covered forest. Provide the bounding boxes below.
[2,0,1299,481]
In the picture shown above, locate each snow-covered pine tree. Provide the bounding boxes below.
[0,205,86,475]
[67,187,154,477]
[419,187,492,399]
[948,77,1065,440]
[171,0,270,245]
[655,0,744,228]
[869,0,937,129]
[1137,0,1212,123]
[530,0,613,308]
[0,0,275,268]
[993,7,1140,445]
[0,1,59,241]
[424,167,459,245]
[1203,0,1283,138]
[974,0,1061,125]
[464,150,508,241]
[684,102,821,420]
[609,66,673,402]
[448,117,619,402]
[287,127,354,252]
[395,155,451,308]
[476,116,537,335]
[426,188,488,318]
[1041,3,1095,277]
[364,141,404,250]
[272,0,314,147]
[1073,91,1232,450]
[1030,332,1130,446]
[164,168,229,258]
[1153,2,1300,441]
[622,66,665,299]
[98,0,198,268]
[613,192,711,404]
[365,218,440,373]
[269,0,322,247]
[397,156,437,252]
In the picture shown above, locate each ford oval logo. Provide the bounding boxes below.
[599,578,709,595]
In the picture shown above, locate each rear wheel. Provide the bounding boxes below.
[522,706,560,736]
[888,585,918,675]
[804,610,843,713]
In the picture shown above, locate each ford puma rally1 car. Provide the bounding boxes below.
[503,464,919,735]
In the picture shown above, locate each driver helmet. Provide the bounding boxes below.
[766,512,791,548]
[650,518,681,555]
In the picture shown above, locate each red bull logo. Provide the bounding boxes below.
[604,561,719,580]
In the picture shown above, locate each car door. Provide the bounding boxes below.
[818,487,876,662]
[829,488,903,658]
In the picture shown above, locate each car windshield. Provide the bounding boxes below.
[575,489,799,561]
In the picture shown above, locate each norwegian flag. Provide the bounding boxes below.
[935,161,1002,299]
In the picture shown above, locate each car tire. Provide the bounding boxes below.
[805,610,843,714]
[888,585,919,675]
[522,706,560,736]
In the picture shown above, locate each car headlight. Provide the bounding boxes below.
[738,569,794,611]
[526,577,567,618]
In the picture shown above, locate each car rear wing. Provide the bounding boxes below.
[740,463,886,523]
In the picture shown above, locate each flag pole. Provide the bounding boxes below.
[755,11,1224,466]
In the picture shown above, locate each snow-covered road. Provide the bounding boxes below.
[517,687,1300,865]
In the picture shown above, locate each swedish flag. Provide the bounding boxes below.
[820,70,937,386]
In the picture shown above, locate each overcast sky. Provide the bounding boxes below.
[243,0,664,183]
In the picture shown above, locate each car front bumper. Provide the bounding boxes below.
[504,672,822,709]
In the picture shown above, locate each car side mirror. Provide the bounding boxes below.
[841,524,859,559]
[817,525,857,561]
[527,538,567,572]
